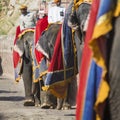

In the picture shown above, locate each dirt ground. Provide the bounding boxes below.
[0,75,76,120]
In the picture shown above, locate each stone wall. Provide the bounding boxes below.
[0,0,10,17]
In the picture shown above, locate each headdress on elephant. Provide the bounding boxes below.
[19,4,27,10]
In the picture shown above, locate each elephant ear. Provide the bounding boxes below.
[13,26,22,82]
[37,24,60,60]
[14,38,24,57]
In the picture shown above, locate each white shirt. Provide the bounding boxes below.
[19,12,36,30]
[48,6,65,24]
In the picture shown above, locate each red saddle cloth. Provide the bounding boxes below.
[34,16,48,64]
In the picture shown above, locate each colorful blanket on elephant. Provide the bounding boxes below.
[43,17,78,98]
[13,28,35,82]
[13,26,21,67]
[35,16,48,64]
[13,26,21,82]
[76,0,117,120]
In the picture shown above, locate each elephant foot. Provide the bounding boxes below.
[41,103,51,109]
[34,96,41,107]
[24,99,35,106]
[40,91,56,109]
[62,103,71,110]
[41,102,55,109]
[35,103,41,107]
[56,105,62,110]
[34,96,40,107]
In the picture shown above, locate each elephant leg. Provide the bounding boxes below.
[62,78,77,110]
[40,76,57,109]
[41,90,57,109]
[104,17,120,120]
[62,85,71,110]
[22,60,35,106]
[56,85,71,110]
[56,98,64,110]
[62,99,71,110]
[32,82,41,107]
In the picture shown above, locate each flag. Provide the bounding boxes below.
[76,0,116,120]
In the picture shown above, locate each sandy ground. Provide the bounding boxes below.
[0,75,76,120]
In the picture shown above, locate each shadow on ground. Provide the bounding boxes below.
[0,90,17,94]
[64,113,76,116]
[0,114,5,120]
[0,96,24,101]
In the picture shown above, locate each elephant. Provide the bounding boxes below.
[35,1,89,110]
[103,15,120,120]
[14,30,41,106]
[37,24,61,61]
[36,24,60,109]
[67,2,91,76]
[36,13,74,110]
[61,1,92,111]
[69,1,120,119]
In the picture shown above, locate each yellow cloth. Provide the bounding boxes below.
[84,0,92,3]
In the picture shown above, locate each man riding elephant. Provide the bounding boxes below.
[13,4,40,106]
[19,4,36,30]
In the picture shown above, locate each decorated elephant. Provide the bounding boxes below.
[35,1,82,110]
[66,0,91,106]
[13,28,40,106]
[36,24,60,109]
[73,0,120,119]
[103,15,120,120]
[30,15,57,109]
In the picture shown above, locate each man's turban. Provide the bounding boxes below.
[19,4,27,10]
[54,0,60,3]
